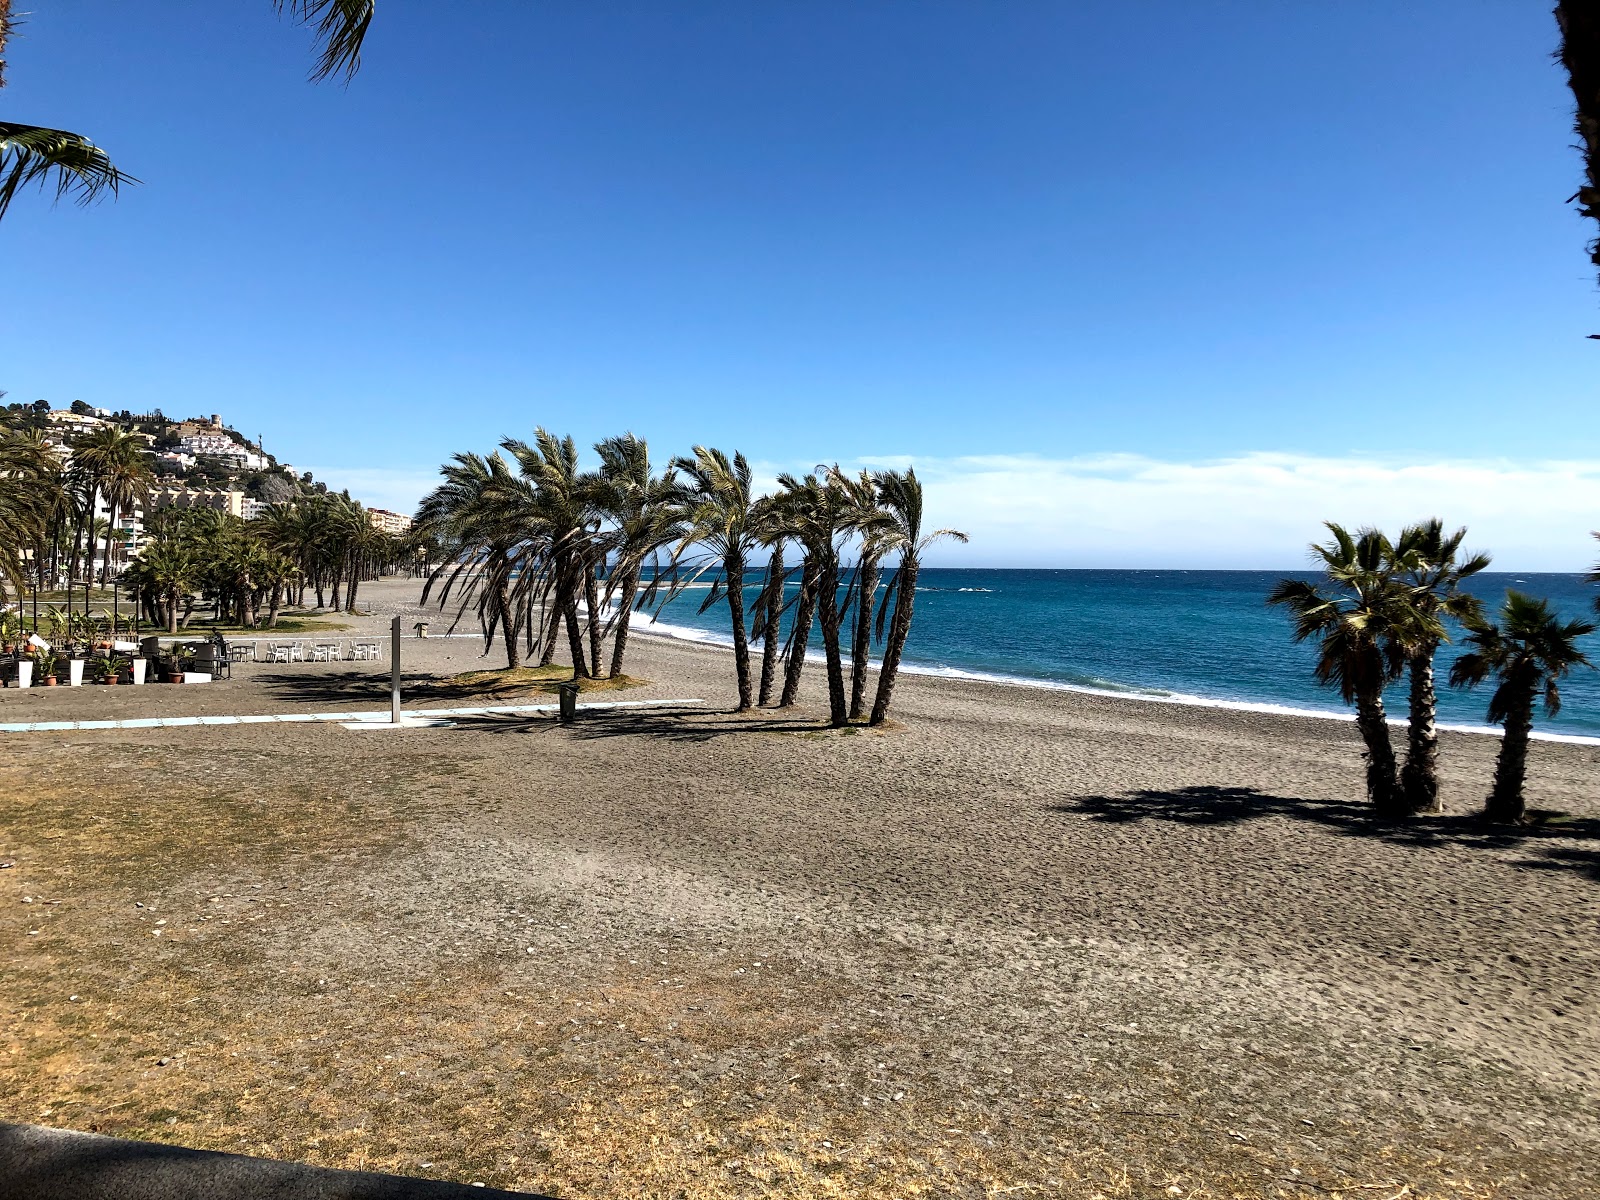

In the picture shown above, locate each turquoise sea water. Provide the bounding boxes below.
[636,569,1600,741]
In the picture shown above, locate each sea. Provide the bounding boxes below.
[632,569,1600,742]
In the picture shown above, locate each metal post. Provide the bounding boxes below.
[390,614,401,725]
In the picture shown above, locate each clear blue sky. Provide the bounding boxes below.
[4,2,1598,566]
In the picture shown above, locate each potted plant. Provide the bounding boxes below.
[104,656,130,684]
[170,647,195,684]
[37,652,59,686]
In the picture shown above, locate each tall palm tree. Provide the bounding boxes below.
[417,452,528,670]
[1268,524,1418,814]
[1,0,372,221]
[71,425,152,583]
[834,468,895,722]
[868,468,967,727]
[1450,592,1595,824]
[504,430,596,679]
[591,433,683,679]
[672,446,759,710]
[747,498,790,707]
[1387,520,1491,814]
[768,469,881,728]
[0,427,54,601]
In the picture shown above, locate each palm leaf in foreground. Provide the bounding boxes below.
[0,123,137,219]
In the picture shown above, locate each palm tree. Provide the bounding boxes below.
[417,452,528,669]
[591,434,683,679]
[1450,592,1596,824]
[747,499,790,707]
[868,468,967,727]
[834,468,894,722]
[1556,2,1600,290]
[1588,532,1600,615]
[1387,520,1491,814]
[0,428,54,601]
[1268,524,1416,814]
[1,0,372,221]
[70,425,153,583]
[672,446,760,710]
[503,430,596,679]
[134,538,200,633]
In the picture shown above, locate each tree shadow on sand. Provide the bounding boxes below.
[1049,785,1600,880]
[446,705,830,744]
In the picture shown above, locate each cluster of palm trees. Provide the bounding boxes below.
[0,424,154,598]
[125,494,404,632]
[1270,521,1596,824]
[416,430,964,727]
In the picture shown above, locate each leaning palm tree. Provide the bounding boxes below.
[1267,524,1418,814]
[0,0,372,220]
[672,446,760,710]
[868,468,967,727]
[1450,592,1596,824]
[591,433,684,679]
[1386,520,1491,814]
[417,452,529,670]
[764,472,853,725]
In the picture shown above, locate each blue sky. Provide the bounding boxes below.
[4,2,1598,567]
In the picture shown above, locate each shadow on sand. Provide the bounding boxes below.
[445,705,828,743]
[1049,785,1600,881]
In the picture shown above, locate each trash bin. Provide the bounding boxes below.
[558,680,579,724]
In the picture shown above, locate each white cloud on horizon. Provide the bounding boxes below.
[308,452,1600,572]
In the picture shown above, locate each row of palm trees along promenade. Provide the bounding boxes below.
[0,420,415,632]
[415,430,965,730]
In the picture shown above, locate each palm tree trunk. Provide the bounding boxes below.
[1486,685,1535,824]
[815,553,848,727]
[779,564,817,709]
[1399,646,1443,814]
[101,501,117,586]
[870,560,917,726]
[166,589,178,634]
[558,565,588,678]
[267,585,282,629]
[585,557,603,679]
[1354,688,1402,813]
[757,545,784,706]
[498,574,521,670]
[608,569,639,679]
[725,549,753,710]
[849,558,878,721]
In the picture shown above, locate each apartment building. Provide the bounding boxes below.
[367,508,413,536]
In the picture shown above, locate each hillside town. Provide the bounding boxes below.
[0,398,410,580]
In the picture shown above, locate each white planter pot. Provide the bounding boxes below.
[15,660,32,689]
[131,658,147,686]
[68,658,85,687]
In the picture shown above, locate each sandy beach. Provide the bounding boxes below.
[3,577,1598,1198]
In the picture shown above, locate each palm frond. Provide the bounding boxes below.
[274,0,374,82]
[0,122,137,219]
